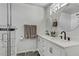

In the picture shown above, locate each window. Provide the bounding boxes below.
[24,25,37,39]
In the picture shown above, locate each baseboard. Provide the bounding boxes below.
[17,49,38,54]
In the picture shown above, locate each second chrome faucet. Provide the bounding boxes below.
[60,31,66,40]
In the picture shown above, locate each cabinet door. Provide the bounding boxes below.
[50,42,65,56]
[43,39,65,56]
[43,39,54,56]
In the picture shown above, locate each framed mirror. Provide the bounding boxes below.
[58,3,79,32]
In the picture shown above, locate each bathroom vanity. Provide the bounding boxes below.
[37,34,79,56]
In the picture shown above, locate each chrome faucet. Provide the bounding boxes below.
[61,31,66,40]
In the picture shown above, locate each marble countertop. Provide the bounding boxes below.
[38,34,79,48]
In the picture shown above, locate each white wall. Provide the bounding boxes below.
[45,7,54,33]
[11,4,46,52]
[45,7,72,39]
[45,8,71,36]
[12,3,46,39]
[70,12,79,41]
[17,39,37,53]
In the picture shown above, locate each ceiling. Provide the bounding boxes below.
[27,3,79,13]
[61,3,79,14]
[28,3,52,8]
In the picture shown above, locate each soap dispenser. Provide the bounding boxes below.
[51,31,56,37]
[67,37,70,41]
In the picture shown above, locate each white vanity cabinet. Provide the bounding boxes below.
[37,35,79,56]
[37,36,65,56]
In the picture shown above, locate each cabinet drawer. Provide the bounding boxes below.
[50,42,65,56]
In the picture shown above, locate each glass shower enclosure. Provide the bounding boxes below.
[0,3,16,56]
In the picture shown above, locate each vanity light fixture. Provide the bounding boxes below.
[49,3,68,15]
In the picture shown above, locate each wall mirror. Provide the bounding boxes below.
[58,3,79,32]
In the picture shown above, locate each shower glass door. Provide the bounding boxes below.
[0,3,7,56]
[0,3,15,56]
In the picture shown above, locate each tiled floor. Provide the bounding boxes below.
[17,51,40,56]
